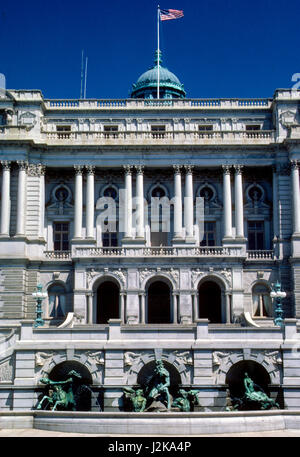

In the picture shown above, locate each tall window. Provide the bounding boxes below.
[102,186,118,246]
[151,125,166,138]
[200,222,216,246]
[104,126,118,137]
[198,125,213,131]
[150,186,168,246]
[246,125,261,131]
[53,222,69,251]
[248,221,264,250]
[252,284,272,317]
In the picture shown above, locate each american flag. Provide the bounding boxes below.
[160,8,184,21]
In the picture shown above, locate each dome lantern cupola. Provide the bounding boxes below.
[130,51,186,99]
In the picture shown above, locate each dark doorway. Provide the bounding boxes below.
[147,281,171,324]
[97,281,120,324]
[198,280,222,323]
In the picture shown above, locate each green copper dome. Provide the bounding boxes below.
[130,51,186,99]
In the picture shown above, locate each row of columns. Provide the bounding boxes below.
[0,161,28,237]
[1,161,300,241]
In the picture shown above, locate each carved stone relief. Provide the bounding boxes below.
[0,357,14,383]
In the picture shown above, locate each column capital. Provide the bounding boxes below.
[85,165,95,175]
[290,160,299,170]
[173,164,182,174]
[16,160,28,171]
[123,165,133,175]
[222,165,232,174]
[184,164,194,174]
[1,161,11,170]
[135,165,144,175]
[27,163,45,177]
[233,164,244,174]
[74,165,84,175]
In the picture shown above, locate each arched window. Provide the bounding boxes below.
[198,280,222,323]
[252,284,272,317]
[47,284,66,319]
[147,280,172,324]
[97,280,120,324]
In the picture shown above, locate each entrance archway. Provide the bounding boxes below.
[96,280,120,324]
[147,280,172,324]
[198,280,222,323]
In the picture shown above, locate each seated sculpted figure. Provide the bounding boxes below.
[124,387,147,412]
[243,372,279,410]
[172,389,200,412]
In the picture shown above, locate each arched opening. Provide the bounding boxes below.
[46,360,93,411]
[147,280,172,324]
[137,360,181,397]
[96,280,120,324]
[198,280,222,323]
[226,360,270,399]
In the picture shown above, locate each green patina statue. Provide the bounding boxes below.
[172,389,200,412]
[146,360,171,410]
[123,387,147,412]
[123,360,201,412]
[36,370,82,411]
[243,372,279,410]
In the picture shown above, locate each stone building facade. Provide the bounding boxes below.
[1,60,300,411]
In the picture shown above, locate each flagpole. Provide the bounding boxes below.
[157,5,160,99]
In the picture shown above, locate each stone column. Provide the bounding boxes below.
[184,165,194,240]
[139,293,145,324]
[74,165,83,239]
[225,293,231,324]
[173,293,178,323]
[0,161,11,236]
[86,165,95,239]
[87,293,93,324]
[135,165,145,239]
[222,165,233,239]
[120,293,126,324]
[272,165,279,238]
[234,165,244,239]
[173,165,183,240]
[123,165,133,239]
[291,160,300,234]
[16,161,27,236]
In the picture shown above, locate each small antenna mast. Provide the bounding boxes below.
[84,56,88,99]
[80,50,84,99]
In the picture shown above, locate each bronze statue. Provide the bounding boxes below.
[36,370,82,411]
[123,387,147,412]
[146,360,171,410]
[172,389,200,412]
[243,372,279,410]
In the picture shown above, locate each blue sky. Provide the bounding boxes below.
[0,0,299,99]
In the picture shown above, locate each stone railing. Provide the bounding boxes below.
[72,246,244,258]
[246,250,275,260]
[43,129,276,145]
[43,98,273,110]
[44,250,71,260]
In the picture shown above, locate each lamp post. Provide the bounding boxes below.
[32,284,48,328]
[270,281,286,327]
